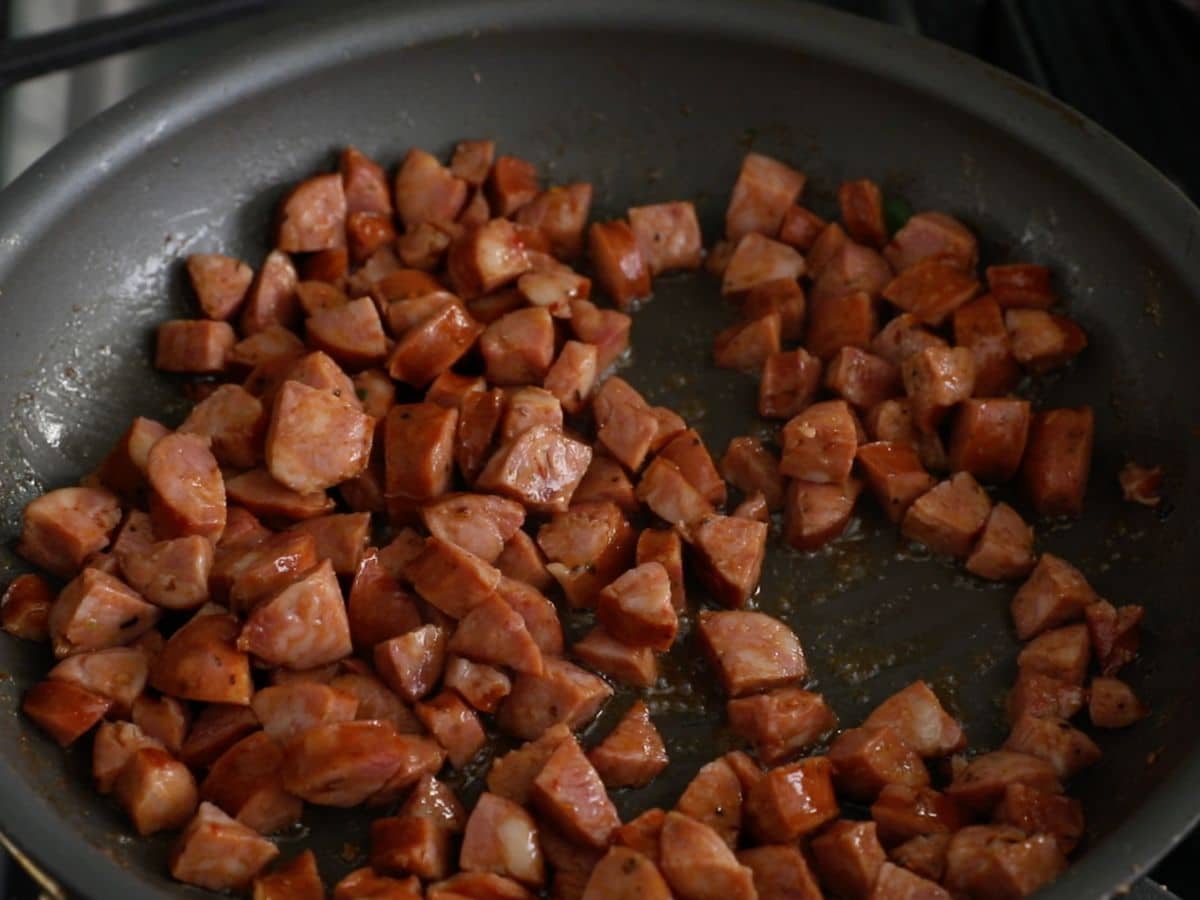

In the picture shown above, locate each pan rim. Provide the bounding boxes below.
[0,1,1197,897]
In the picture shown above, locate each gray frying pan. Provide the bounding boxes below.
[1,1,1198,897]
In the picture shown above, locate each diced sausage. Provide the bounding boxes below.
[1021,406,1094,517]
[501,387,563,443]
[721,437,784,512]
[1003,714,1101,779]
[725,152,806,242]
[250,682,359,744]
[1018,624,1091,686]
[810,242,891,304]
[115,747,199,835]
[426,371,485,410]
[628,201,703,274]
[242,250,300,335]
[147,432,227,542]
[581,848,672,900]
[870,783,965,846]
[1010,554,1098,640]
[23,679,112,746]
[93,721,164,793]
[385,402,459,511]
[594,562,677,651]
[882,260,978,326]
[1089,676,1146,728]
[811,820,887,900]
[307,296,389,369]
[156,319,236,373]
[856,442,934,524]
[728,687,837,766]
[660,812,757,900]
[339,145,392,216]
[862,681,966,758]
[759,348,822,419]
[537,500,635,607]
[180,384,265,470]
[252,849,325,900]
[888,834,949,883]
[687,514,767,608]
[993,783,1084,855]
[496,658,613,741]
[388,303,484,387]
[901,345,975,434]
[588,220,651,309]
[170,802,280,892]
[714,313,782,371]
[415,691,487,769]
[964,503,1035,581]
[202,731,302,834]
[901,472,991,558]
[50,567,161,658]
[408,536,502,619]
[869,862,951,900]
[883,211,978,273]
[188,253,254,320]
[386,291,461,337]
[825,347,901,409]
[1119,461,1164,507]
[1,573,53,641]
[280,350,359,406]
[449,139,496,187]
[401,774,466,833]
[596,396,659,473]
[1005,309,1087,373]
[422,492,525,563]
[178,704,259,769]
[487,155,540,217]
[482,308,556,385]
[571,623,656,686]
[281,720,415,806]
[1084,599,1143,675]
[518,259,592,317]
[570,299,632,371]
[1006,669,1085,723]
[948,398,1030,483]
[515,183,593,261]
[213,529,319,611]
[806,222,847,278]
[781,399,858,482]
[238,560,352,670]
[722,234,805,298]
[945,752,1062,814]
[477,425,593,515]
[532,736,621,849]
[486,722,573,805]
[288,511,370,576]
[95,416,172,499]
[495,578,561,659]
[445,656,512,713]
[739,277,806,341]
[16,486,121,579]
[986,263,1057,309]
[374,625,448,702]
[277,173,346,253]
[446,220,530,301]
[301,246,349,284]
[615,808,666,863]
[395,148,468,228]
[839,179,887,248]
[150,611,251,703]
[871,313,947,368]
[460,792,545,886]
[952,296,1021,396]
[336,868,422,899]
[942,826,1066,900]
[698,610,806,697]
[332,672,421,735]
[828,726,930,801]
[656,429,726,506]
[449,592,544,674]
[675,757,744,850]
[745,757,838,842]
[371,814,453,881]
[778,204,827,251]
[738,845,822,900]
[587,700,668,789]
[545,341,599,415]
[48,646,148,716]
[455,389,505,484]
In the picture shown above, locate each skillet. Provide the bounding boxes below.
[0,1,1199,896]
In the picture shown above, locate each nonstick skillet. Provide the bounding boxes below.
[0,1,1198,897]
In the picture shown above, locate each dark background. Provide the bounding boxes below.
[0,0,1197,897]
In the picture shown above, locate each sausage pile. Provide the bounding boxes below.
[0,140,1151,899]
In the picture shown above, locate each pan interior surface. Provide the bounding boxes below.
[0,2,1198,897]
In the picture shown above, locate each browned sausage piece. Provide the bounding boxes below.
[738,845,822,900]
[728,687,837,766]
[516,183,593,261]
[781,399,858,483]
[1010,554,1097,640]
[698,610,806,697]
[1084,599,1143,675]
[335,868,422,900]
[571,624,656,687]
[986,263,1057,309]
[48,646,147,716]
[1005,309,1088,373]
[1021,406,1094,518]
[584,700,667,790]
[964,502,1035,581]
[887,834,949,883]
[869,861,951,900]
[544,340,598,415]
[674,757,744,851]
[945,752,1062,814]
[415,691,487,769]
[212,530,317,611]
[993,784,1084,856]
[147,432,227,542]
[420,492,525,564]
[485,723,572,804]
[476,424,593,515]
[285,511,368,577]
[281,719,413,806]
[386,291,460,338]
[16,486,121,579]
[481,307,556,385]
[450,388,503,486]
[883,211,978,273]
[116,530,213,612]
[394,148,468,228]
[722,234,805,298]
[811,241,892,305]
[653,429,724,506]
[50,567,161,659]
[687,514,767,608]
[239,560,352,670]
[407,536,501,619]
[870,783,965,847]
[156,319,236,374]
[422,372,481,412]
[824,346,902,410]
[572,452,638,515]
[581,848,671,900]
[500,387,561,445]
[739,277,806,341]
[805,222,847,279]
[23,679,112,746]
[278,350,360,407]
[447,219,534,299]
[778,204,827,251]
[591,562,675,651]
[241,250,300,336]
[306,296,389,370]
[496,532,555,591]
[615,808,666,863]
[338,145,392,216]
[445,656,512,713]
[188,253,255,322]
[871,313,946,368]
[828,726,930,802]
[532,735,621,849]
[496,658,613,741]
[252,849,325,900]
[759,348,822,419]
[1018,624,1091,686]
[179,384,265,471]
[806,290,883,362]
[596,399,659,474]
[400,774,466,833]
[250,682,358,744]
[660,811,757,900]
[95,416,172,499]
[370,815,453,882]
[569,299,632,371]
[93,721,163,793]
[952,295,1021,397]
[745,757,838,843]
[1118,461,1164,507]
[856,442,934,524]
[113,746,198,836]
[201,731,301,834]
[458,792,545,886]
[449,593,544,674]
[389,303,484,388]
[901,345,976,435]
[486,155,539,217]
[810,820,887,900]
[1089,675,1147,729]
[148,611,251,704]
[901,471,991,558]
[277,173,346,253]
[519,266,591,318]
[301,246,349,284]
[1,573,54,641]
[839,179,887,248]
[628,201,703,275]
[588,220,652,309]
[1006,669,1085,723]
[720,437,784,512]
[447,139,496,188]
[947,398,1031,484]
[384,402,458,515]
[942,826,1066,900]
[882,259,979,326]
[862,681,965,759]
[176,704,258,770]
[725,152,806,242]
[714,313,782,372]
[373,625,448,702]
[171,802,280,892]
[1003,713,1101,779]
[494,576,566,657]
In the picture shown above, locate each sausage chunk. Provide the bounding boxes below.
[156,320,236,374]
[238,560,352,670]
[952,295,1021,396]
[1021,406,1094,517]
[460,792,545,886]
[573,626,658,688]
[901,345,975,434]
[659,812,756,900]
[48,646,148,716]
[1003,713,1101,779]
[882,260,979,326]
[862,681,966,758]
[948,398,1030,483]
[738,845,823,900]
[582,848,672,900]
[857,442,935,524]
[170,802,280,893]
[781,400,858,483]
[421,492,525,563]
[2,574,54,641]
[945,752,1062,814]
[588,220,651,309]
[784,478,865,551]
[1089,676,1147,728]
[728,687,837,766]
[839,179,887,248]
[1018,624,1091,686]
[870,783,965,846]
[723,234,805,298]
[759,348,822,419]
[596,563,677,651]
[744,757,838,842]
[23,679,112,746]
[17,486,121,579]
[687,514,768,608]
[965,503,1036,581]
[828,726,930,801]
[187,253,254,321]
[810,820,887,900]
[1010,554,1098,640]
[147,432,227,542]
[497,658,613,741]
[385,402,458,517]
[900,472,991,558]
[628,201,703,274]
[698,610,806,697]
[50,567,161,659]
[725,152,806,242]
[588,701,668,789]
[151,612,251,704]
[1084,599,1143,675]
[942,826,1066,900]
[477,425,592,515]
[388,303,484,387]
[532,736,621,849]
[482,307,557,385]
[538,500,635,607]
[884,211,978,273]
[201,731,301,834]
[1005,309,1087,373]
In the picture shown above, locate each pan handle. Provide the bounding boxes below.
[0,829,66,900]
